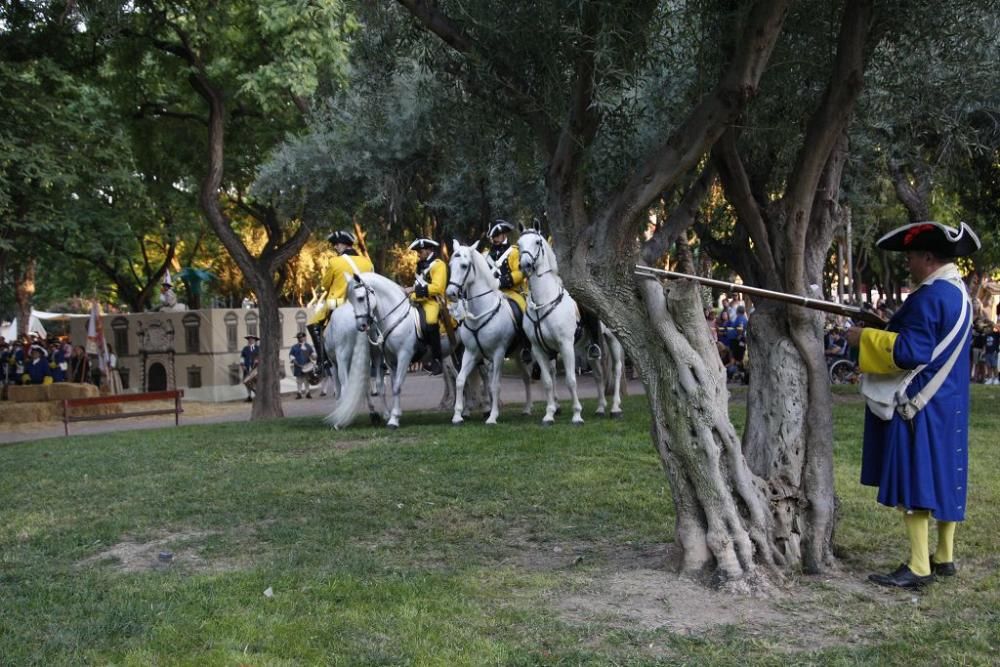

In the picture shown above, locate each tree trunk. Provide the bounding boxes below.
[15,257,36,339]
[741,299,836,572]
[185,62,310,420]
[599,272,779,588]
[250,282,285,420]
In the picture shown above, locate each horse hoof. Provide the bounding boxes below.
[387,422,399,430]
[554,406,563,416]
[611,411,624,420]
[594,408,606,416]
[369,412,382,425]
[572,420,585,426]
[452,417,464,425]
[541,420,554,427]
[485,418,498,425]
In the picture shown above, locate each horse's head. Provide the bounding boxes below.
[517,224,546,277]
[447,240,497,300]
[446,240,472,300]
[348,274,375,332]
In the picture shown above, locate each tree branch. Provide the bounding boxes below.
[713,128,780,287]
[782,0,875,294]
[599,0,792,237]
[641,163,717,266]
[395,0,557,151]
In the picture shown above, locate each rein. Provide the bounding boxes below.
[525,287,565,358]
[355,280,411,348]
[449,250,506,352]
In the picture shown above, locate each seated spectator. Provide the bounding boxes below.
[824,327,849,359]
[24,345,53,385]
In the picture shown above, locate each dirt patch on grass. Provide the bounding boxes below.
[550,549,921,654]
[76,528,255,574]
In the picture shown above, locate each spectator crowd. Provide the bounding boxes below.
[0,332,123,393]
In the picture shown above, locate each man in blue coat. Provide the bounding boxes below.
[288,332,315,399]
[240,335,260,403]
[847,221,980,589]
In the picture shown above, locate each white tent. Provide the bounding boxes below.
[0,309,89,341]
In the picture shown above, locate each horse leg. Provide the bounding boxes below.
[560,338,584,424]
[514,356,532,415]
[387,354,409,429]
[452,348,478,425]
[609,336,624,418]
[592,339,608,416]
[485,347,506,424]
[533,346,558,425]
[439,356,457,410]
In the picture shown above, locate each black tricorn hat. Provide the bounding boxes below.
[488,219,514,238]
[327,230,356,246]
[408,238,439,251]
[876,221,980,257]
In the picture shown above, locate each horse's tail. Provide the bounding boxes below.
[325,328,371,429]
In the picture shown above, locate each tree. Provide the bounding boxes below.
[392,0,796,587]
[81,0,356,418]
[698,0,878,572]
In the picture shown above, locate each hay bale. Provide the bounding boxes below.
[45,383,101,401]
[7,385,48,403]
[0,401,61,423]
[0,398,123,424]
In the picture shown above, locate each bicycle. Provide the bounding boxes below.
[827,355,859,384]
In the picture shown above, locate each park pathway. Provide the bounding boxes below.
[1,372,647,445]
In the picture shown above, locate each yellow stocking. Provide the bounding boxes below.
[934,521,956,564]
[903,510,931,576]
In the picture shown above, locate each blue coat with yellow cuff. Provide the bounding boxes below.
[859,275,970,521]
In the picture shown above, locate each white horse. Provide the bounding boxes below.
[446,240,534,425]
[516,225,585,424]
[322,304,387,421]
[328,272,453,429]
[517,224,626,422]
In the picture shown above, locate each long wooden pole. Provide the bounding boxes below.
[634,264,887,327]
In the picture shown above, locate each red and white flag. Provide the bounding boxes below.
[85,300,108,373]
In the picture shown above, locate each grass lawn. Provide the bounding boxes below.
[1,386,998,665]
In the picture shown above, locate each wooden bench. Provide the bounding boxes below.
[62,390,184,436]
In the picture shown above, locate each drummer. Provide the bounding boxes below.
[240,335,259,403]
[289,332,316,399]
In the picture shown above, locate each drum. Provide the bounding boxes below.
[242,367,258,391]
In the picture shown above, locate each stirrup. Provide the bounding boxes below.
[587,343,602,360]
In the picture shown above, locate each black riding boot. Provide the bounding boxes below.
[307,323,329,369]
[424,324,443,375]
[580,309,602,360]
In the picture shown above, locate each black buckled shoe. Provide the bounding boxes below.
[868,563,935,589]
[426,359,443,376]
[930,557,957,577]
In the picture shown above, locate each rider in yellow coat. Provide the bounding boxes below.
[307,230,374,366]
[485,220,526,312]
[405,238,447,375]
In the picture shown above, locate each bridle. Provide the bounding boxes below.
[518,230,563,357]
[351,277,410,347]
[447,249,508,351]
[447,251,494,302]
[517,230,553,278]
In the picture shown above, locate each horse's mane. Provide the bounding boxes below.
[538,235,558,276]
[360,272,406,300]
[467,246,500,290]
